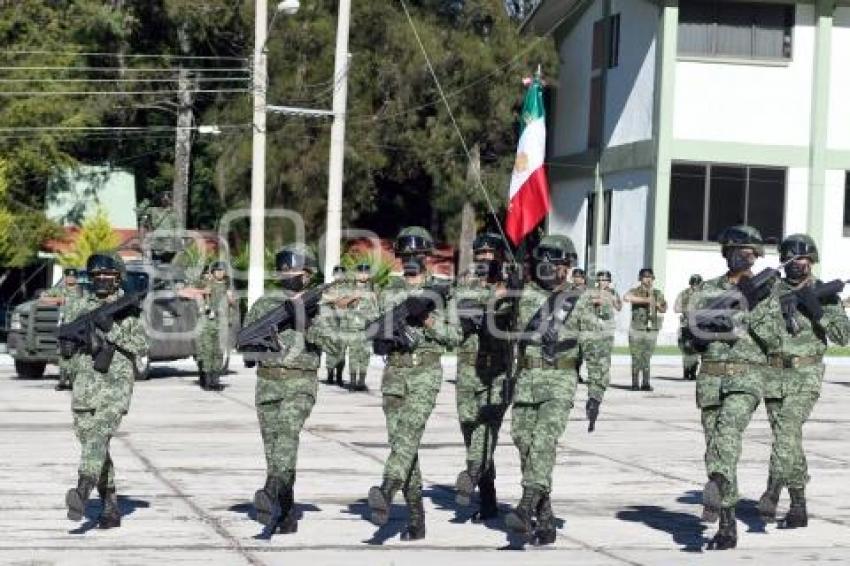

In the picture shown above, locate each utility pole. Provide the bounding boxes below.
[322,0,352,281]
[249,0,268,306]
[172,23,194,229]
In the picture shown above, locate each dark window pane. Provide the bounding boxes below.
[716,3,754,58]
[669,164,706,241]
[608,14,620,68]
[708,166,746,240]
[592,19,605,70]
[747,167,785,244]
[588,76,603,149]
[753,5,790,59]
[678,2,715,56]
[603,189,612,244]
[587,192,596,246]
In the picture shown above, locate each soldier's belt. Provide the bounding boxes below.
[768,354,822,369]
[520,356,577,370]
[457,352,508,367]
[387,351,442,368]
[699,361,752,377]
[257,366,317,380]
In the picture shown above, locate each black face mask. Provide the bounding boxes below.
[280,274,306,292]
[474,260,502,281]
[784,261,809,283]
[726,249,755,273]
[92,277,117,298]
[535,261,562,290]
[402,256,425,277]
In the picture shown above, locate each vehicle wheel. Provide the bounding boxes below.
[135,357,151,381]
[14,360,47,379]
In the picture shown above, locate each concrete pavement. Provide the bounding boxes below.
[1,354,850,565]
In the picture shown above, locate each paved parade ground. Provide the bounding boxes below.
[2,354,850,565]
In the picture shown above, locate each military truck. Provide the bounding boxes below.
[5,258,239,380]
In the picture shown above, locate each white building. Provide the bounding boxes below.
[524,0,850,344]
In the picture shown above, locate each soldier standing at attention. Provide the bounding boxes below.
[323,265,350,387]
[247,244,328,535]
[571,268,587,290]
[64,253,148,529]
[505,235,610,544]
[689,225,783,550]
[624,268,667,391]
[757,234,850,527]
[582,270,620,400]
[675,274,704,380]
[341,263,379,391]
[453,233,513,522]
[197,261,235,391]
[366,226,458,541]
[41,267,87,391]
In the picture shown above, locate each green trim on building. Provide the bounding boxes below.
[807,0,835,253]
[826,150,850,170]
[650,0,678,288]
[671,140,810,167]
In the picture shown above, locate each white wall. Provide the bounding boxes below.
[672,5,816,147]
[548,175,593,258]
[820,169,850,282]
[605,0,658,147]
[785,167,810,235]
[827,9,850,150]
[550,0,605,157]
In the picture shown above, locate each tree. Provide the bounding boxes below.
[59,208,121,268]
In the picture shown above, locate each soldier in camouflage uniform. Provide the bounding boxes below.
[64,253,148,529]
[675,274,704,380]
[246,244,328,535]
[452,232,513,522]
[323,265,350,387]
[689,225,783,550]
[327,263,378,391]
[137,192,180,261]
[504,235,611,544]
[367,226,459,541]
[197,261,235,391]
[41,267,87,391]
[581,270,621,399]
[757,234,850,528]
[624,268,667,391]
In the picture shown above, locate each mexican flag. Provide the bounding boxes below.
[505,75,551,245]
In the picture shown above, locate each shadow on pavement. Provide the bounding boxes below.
[616,505,707,553]
[343,499,405,545]
[69,495,150,535]
[229,500,321,540]
[678,490,768,534]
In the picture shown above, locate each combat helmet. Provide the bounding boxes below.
[275,243,318,273]
[717,225,765,258]
[472,232,507,256]
[531,235,577,265]
[395,226,434,255]
[87,252,125,279]
[779,234,819,264]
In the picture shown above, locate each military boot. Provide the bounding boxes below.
[97,487,121,529]
[783,488,808,528]
[326,368,335,385]
[335,364,345,387]
[254,476,282,526]
[66,474,97,521]
[455,462,480,507]
[757,476,782,523]
[640,369,653,392]
[473,468,499,522]
[207,370,224,392]
[368,477,403,526]
[702,472,727,523]
[400,488,426,541]
[707,507,737,550]
[505,486,544,537]
[355,371,368,392]
[631,369,640,391]
[276,483,298,534]
[534,494,557,545]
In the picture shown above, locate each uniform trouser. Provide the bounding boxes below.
[764,365,822,490]
[255,373,317,483]
[584,339,613,393]
[511,368,577,492]
[73,406,124,489]
[629,330,658,373]
[456,366,506,477]
[705,391,760,507]
[381,366,441,493]
[678,330,700,371]
[325,343,346,373]
[59,357,76,386]
[199,321,225,373]
[348,342,371,379]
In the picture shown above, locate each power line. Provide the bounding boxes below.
[1,49,248,62]
[0,65,249,73]
[0,124,251,133]
[0,88,250,96]
[0,77,250,84]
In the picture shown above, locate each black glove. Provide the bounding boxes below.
[737,276,770,310]
[796,286,824,322]
[586,398,601,432]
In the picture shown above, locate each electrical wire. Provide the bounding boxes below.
[0,65,249,73]
[1,49,248,62]
[0,88,249,96]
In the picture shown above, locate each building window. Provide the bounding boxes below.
[608,14,620,69]
[587,189,612,246]
[678,1,794,60]
[844,172,850,237]
[588,14,620,149]
[668,163,785,243]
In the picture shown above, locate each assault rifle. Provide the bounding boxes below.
[523,288,581,363]
[365,282,451,355]
[57,292,144,374]
[236,282,333,359]
[780,278,846,335]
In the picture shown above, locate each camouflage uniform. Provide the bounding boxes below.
[45,283,87,389]
[676,286,701,379]
[582,285,619,395]
[197,278,230,389]
[325,280,379,389]
[693,276,782,509]
[627,285,666,382]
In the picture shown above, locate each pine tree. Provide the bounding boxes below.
[59,208,121,268]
